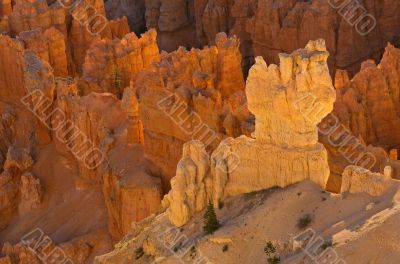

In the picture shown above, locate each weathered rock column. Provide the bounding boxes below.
[211,39,336,201]
[1,0,12,16]
[122,84,144,145]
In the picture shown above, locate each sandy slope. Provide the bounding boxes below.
[96,180,400,264]
[0,143,113,261]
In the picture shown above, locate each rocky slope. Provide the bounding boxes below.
[95,179,400,264]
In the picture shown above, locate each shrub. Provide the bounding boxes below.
[297,214,313,229]
[265,241,280,263]
[135,247,144,259]
[203,201,220,234]
[189,246,196,258]
[268,256,281,264]
[320,240,333,251]
[264,241,276,255]
[222,245,229,252]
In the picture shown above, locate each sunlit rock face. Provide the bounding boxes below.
[341,166,394,197]
[3,0,132,75]
[81,29,160,95]
[166,140,212,227]
[3,0,400,261]
[211,39,335,200]
[18,27,68,77]
[166,40,336,227]
[319,44,400,192]
[8,0,67,36]
[136,32,250,189]
[0,36,55,162]
[333,44,400,149]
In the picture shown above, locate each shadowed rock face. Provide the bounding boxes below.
[105,0,146,35]
[109,0,400,74]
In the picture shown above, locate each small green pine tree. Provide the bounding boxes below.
[111,67,122,97]
[264,241,276,255]
[203,201,220,234]
[265,241,280,264]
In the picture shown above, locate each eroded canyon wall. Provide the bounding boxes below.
[109,0,400,75]
[136,32,252,189]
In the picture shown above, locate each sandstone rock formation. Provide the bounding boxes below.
[107,0,400,74]
[0,147,34,231]
[4,0,400,263]
[2,0,135,75]
[105,0,146,34]
[54,93,126,189]
[122,84,144,145]
[81,29,160,95]
[103,145,163,240]
[0,0,11,17]
[317,43,400,191]
[47,82,163,241]
[0,33,163,247]
[166,39,336,227]
[18,173,42,215]
[166,140,211,227]
[8,0,66,36]
[0,229,110,263]
[95,179,400,264]
[341,165,394,197]
[18,27,68,77]
[144,0,200,51]
[0,36,57,232]
[333,44,400,149]
[136,32,250,187]
[211,40,335,198]
[0,36,54,161]
[55,77,79,97]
